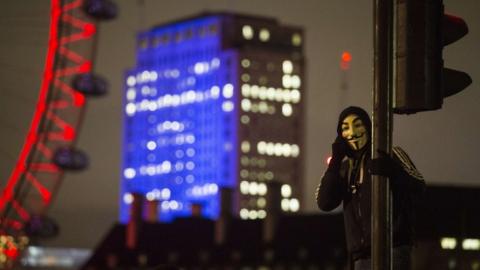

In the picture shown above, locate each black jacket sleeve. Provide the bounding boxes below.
[390,146,426,197]
[316,167,347,211]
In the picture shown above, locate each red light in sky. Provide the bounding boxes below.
[340,51,352,70]
[342,52,352,62]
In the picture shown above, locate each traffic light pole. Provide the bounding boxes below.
[372,0,393,269]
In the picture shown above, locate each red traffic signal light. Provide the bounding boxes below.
[394,0,472,114]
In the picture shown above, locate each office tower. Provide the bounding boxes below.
[121,12,304,222]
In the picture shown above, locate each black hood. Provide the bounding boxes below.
[337,106,371,155]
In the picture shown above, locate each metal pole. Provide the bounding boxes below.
[372,0,394,269]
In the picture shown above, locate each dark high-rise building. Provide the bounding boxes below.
[121,12,305,222]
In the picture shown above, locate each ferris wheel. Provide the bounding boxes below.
[0,0,116,267]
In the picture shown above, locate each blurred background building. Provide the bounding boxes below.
[120,13,304,222]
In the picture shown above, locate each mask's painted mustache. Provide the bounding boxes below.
[347,133,365,141]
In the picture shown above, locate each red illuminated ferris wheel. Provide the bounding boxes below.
[0,0,116,265]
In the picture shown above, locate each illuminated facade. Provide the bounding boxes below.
[121,13,304,222]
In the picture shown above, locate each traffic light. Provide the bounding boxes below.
[394,0,472,114]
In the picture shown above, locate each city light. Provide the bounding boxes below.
[440,237,457,250]
[462,238,480,250]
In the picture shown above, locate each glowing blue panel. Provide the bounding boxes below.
[121,16,238,223]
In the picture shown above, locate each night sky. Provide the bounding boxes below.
[0,0,478,248]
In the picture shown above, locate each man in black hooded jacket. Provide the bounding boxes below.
[316,106,425,270]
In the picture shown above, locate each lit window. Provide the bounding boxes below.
[175,176,183,184]
[127,76,136,86]
[150,71,158,81]
[123,193,134,204]
[125,103,136,116]
[241,141,251,153]
[281,199,290,211]
[222,101,234,112]
[161,201,170,210]
[186,148,195,157]
[169,200,179,210]
[248,210,258,219]
[250,103,258,114]
[241,156,249,166]
[282,143,292,157]
[258,87,268,100]
[462,239,480,250]
[257,141,266,154]
[241,99,252,112]
[208,184,219,194]
[282,89,292,103]
[194,62,208,75]
[282,75,292,88]
[266,143,275,156]
[240,169,249,178]
[241,73,250,82]
[161,161,171,173]
[146,192,156,201]
[274,143,283,156]
[241,59,251,68]
[259,102,268,113]
[258,183,267,196]
[249,182,258,195]
[281,184,292,197]
[195,91,204,102]
[275,88,284,102]
[292,33,302,46]
[291,89,301,103]
[250,85,260,99]
[240,181,249,194]
[185,134,196,144]
[171,121,181,131]
[257,197,266,208]
[186,161,195,170]
[186,174,195,183]
[282,60,293,74]
[241,115,250,124]
[291,75,301,88]
[259,28,270,42]
[161,188,171,199]
[124,168,136,179]
[242,25,254,40]
[210,86,220,98]
[141,70,150,81]
[267,87,276,101]
[147,141,157,150]
[175,162,184,171]
[290,198,300,212]
[240,208,249,219]
[291,144,300,157]
[241,84,251,97]
[126,89,136,101]
[170,69,180,78]
[223,84,234,98]
[282,103,293,117]
[148,101,157,111]
[258,210,267,219]
[211,58,220,68]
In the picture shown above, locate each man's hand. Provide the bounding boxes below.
[370,150,400,177]
[327,136,348,172]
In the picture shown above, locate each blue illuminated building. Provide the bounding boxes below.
[121,13,305,223]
